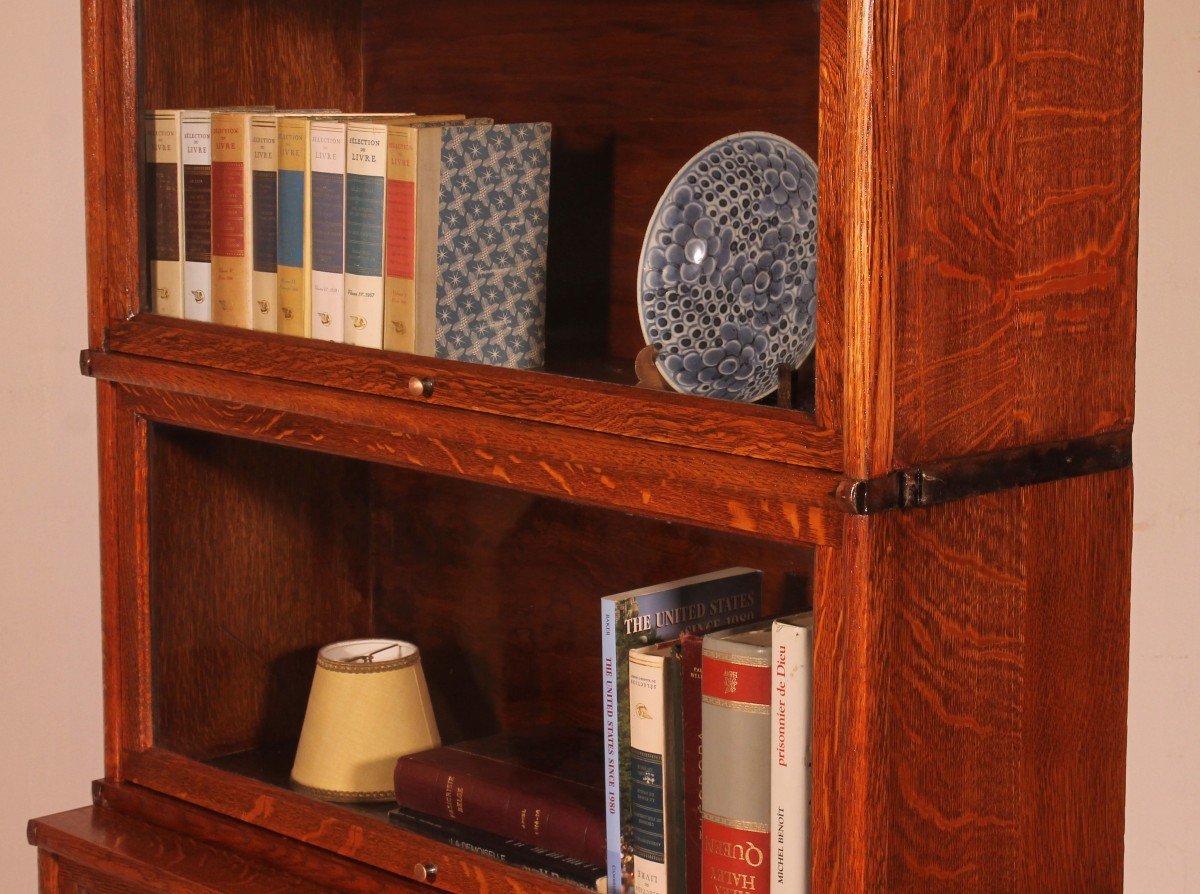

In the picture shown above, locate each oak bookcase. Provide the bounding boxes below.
[27,1,1142,892]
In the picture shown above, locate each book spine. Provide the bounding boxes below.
[663,650,685,894]
[276,117,309,336]
[679,633,704,894]
[383,127,417,352]
[309,120,346,341]
[393,755,606,866]
[389,809,606,892]
[631,649,683,894]
[211,113,253,328]
[145,110,183,317]
[601,599,624,893]
[630,651,668,894]
[344,122,388,347]
[431,123,551,368]
[700,643,771,894]
[180,111,211,322]
[250,116,278,332]
[770,620,812,894]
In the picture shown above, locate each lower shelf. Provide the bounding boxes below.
[122,747,588,893]
[28,801,390,893]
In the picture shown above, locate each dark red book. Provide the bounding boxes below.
[679,631,705,894]
[393,729,605,866]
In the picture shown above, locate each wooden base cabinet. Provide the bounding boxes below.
[29,0,1141,891]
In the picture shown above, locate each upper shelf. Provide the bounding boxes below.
[89,317,846,548]
[104,314,843,469]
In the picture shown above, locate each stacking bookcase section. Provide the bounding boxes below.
[128,0,840,443]
[133,424,816,891]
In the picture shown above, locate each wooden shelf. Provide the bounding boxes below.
[89,338,845,547]
[115,749,581,892]
[103,314,842,470]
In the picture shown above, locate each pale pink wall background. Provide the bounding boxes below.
[0,1,1195,889]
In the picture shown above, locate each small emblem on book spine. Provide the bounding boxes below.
[724,670,739,694]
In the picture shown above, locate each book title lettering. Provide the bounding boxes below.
[622,591,757,635]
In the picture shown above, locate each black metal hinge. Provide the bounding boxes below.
[836,429,1132,515]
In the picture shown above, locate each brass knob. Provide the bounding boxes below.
[407,376,435,398]
[413,862,437,883]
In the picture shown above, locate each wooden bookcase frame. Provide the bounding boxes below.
[29,0,1141,891]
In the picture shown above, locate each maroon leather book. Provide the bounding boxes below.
[680,631,705,894]
[394,729,605,866]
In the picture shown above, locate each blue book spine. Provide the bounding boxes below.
[630,749,665,862]
[277,169,304,270]
[602,598,622,894]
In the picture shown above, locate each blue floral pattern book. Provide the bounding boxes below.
[433,123,551,369]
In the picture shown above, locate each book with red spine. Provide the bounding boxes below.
[393,729,606,867]
[700,620,773,894]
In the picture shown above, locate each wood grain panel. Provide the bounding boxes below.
[890,1,1017,467]
[141,0,363,111]
[1019,471,1130,891]
[888,1,1141,466]
[96,781,421,894]
[841,0,899,478]
[360,0,820,363]
[28,805,330,892]
[371,468,812,742]
[88,354,844,546]
[100,384,153,778]
[816,470,1131,891]
[104,315,843,470]
[82,0,141,341]
[1012,1,1141,445]
[150,427,372,758]
[816,0,848,434]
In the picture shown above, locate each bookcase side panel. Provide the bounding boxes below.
[84,0,142,344]
[823,471,1131,892]
[887,0,1141,467]
[1018,469,1130,891]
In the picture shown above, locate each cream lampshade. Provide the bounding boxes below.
[291,639,440,802]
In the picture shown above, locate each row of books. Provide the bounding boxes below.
[382,568,810,894]
[145,109,551,368]
[602,568,813,894]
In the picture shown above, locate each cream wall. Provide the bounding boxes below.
[0,1,1196,890]
[1125,1,1200,891]
[0,0,101,889]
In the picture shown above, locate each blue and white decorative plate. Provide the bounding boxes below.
[638,132,817,402]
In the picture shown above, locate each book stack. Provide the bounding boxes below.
[600,570,813,894]
[144,109,551,369]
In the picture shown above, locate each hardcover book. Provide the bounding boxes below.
[210,112,254,328]
[629,641,685,894]
[601,569,762,894]
[276,115,310,336]
[700,620,774,894]
[393,728,606,867]
[145,110,184,317]
[180,110,212,322]
[388,808,606,892]
[770,614,813,894]
[408,122,551,368]
[250,114,278,332]
[309,119,346,341]
[344,120,389,347]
